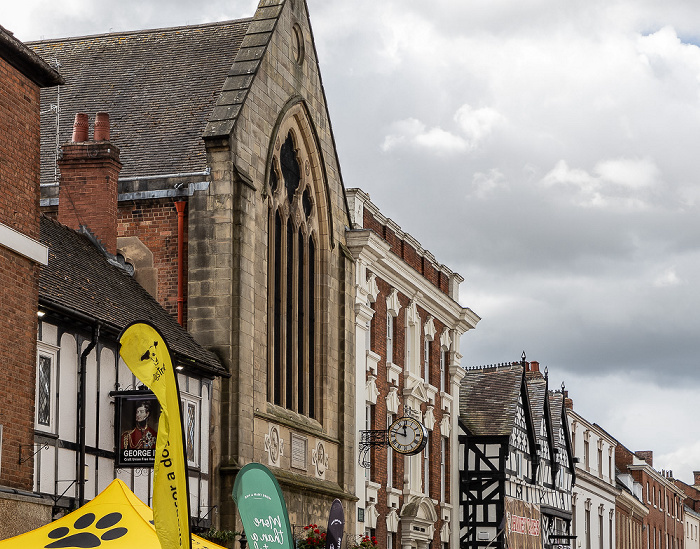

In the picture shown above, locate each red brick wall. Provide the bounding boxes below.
[363,209,450,297]
[368,277,450,548]
[0,56,42,490]
[58,142,120,254]
[118,199,187,322]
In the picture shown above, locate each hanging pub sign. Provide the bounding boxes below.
[113,391,162,467]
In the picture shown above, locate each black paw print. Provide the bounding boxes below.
[45,512,127,548]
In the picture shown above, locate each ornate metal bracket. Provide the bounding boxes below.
[358,429,387,468]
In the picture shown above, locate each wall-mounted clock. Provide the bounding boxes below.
[388,416,428,455]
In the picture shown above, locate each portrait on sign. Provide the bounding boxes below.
[114,393,161,467]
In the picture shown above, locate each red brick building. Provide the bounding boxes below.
[616,446,685,549]
[0,23,62,539]
[346,188,480,549]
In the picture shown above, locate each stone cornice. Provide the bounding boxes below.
[346,229,480,333]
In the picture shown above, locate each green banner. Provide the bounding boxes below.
[232,463,294,549]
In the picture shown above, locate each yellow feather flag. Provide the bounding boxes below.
[119,321,192,549]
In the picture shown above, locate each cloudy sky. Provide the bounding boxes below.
[5,0,700,481]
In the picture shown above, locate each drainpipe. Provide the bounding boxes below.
[175,201,186,326]
[78,323,99,507]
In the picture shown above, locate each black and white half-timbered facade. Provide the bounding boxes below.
[35,217,226,525]
[458,358,575,549]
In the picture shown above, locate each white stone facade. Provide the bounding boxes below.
[568,409,618,549]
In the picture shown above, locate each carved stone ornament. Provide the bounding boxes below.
[366,375,379,405]
[264,424,284,466]
[440,414,451,438]
[424,316,436,341]
[440,328,451,351]
[406,300,419,326]
[440,522,450,543]
[386,509,399,533]
[385,387,400,414]
[312,440,329,478]
[423,406,436,431]
[366,503,379,529]
[367,273,379,303]
[386,288,401,317]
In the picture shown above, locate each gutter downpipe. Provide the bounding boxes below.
[175,201,186,326]
[78,323,99,507]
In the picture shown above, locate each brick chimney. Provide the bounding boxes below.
[693,471,700,487]
[563,389,574,410]
[525,359,544,380]
[636,451,653,467]
[58,112,121,254]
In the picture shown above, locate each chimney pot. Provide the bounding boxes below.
[93,112,110,141]
[71,113,89,142]
[693,471,700,487]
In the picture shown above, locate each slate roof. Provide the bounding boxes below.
[549,391,565,448]
[30,19,251,185]
[0,24,63,87]
[459,364,524,437]
[526,377,547,437]
[39,215,225,376]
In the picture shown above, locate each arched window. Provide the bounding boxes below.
[267,121,321,420]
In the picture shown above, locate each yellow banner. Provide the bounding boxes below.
[119,321,191,549]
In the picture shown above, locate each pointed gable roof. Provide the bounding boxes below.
[526,376,546,437]
[30,18,251,183]
[459,363,525,437]
[549,389,576,481]
[39,216,225,376]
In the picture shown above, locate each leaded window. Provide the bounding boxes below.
[37,355,52,426]
[268,127,320,419]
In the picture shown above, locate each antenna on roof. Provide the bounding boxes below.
[52,58,62,186]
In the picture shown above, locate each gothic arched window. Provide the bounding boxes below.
[267,121,321,420]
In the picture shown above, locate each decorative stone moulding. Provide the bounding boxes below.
[424,316,436,341]
[440,415,451,438]
[367,273,379,303]
[366,375,379,405]
[406,300,419,326]
[385,387,400,414]
[440,522,450,543]
[366,350,380,375]
[264,424,284,466]
[425,384,438,406]
[312,440,329,479]
[423,406,436,431]
[386,509,399,533]
[386,288,401,317]
[365,504,379,529]
[441,391,452,413]
[366,481,380,505]
[440,328,451,350]
[387,362,402,386]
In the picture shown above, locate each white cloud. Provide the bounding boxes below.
[541,157,661,210]
[470,169,507,199]
[653,267,681,287]
[381,118,468,155]
[454,104,505,146]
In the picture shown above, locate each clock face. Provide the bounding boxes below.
[388,416,428,455]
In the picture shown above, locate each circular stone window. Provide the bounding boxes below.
[292,24,305,65]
